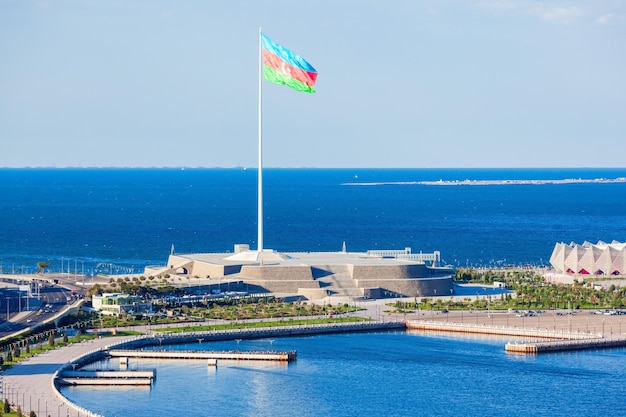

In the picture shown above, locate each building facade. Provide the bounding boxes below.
[92,293,153,316]
[549,240,626,276]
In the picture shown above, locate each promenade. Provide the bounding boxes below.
[1,308,624,416]
[1,336,132,417]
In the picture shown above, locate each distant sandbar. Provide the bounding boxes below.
[342,178,626,186]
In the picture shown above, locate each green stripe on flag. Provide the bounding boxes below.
[263,66,315,93]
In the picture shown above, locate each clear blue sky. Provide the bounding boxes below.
[1,1,624,168]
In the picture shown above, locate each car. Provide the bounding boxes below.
[26,319,33,323]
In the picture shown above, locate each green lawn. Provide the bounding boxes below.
[0,400,24,416]
[152,316,372,334]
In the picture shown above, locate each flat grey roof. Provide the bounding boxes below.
[177,251,424,267]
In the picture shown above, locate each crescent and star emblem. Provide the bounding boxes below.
[280,62,292,76]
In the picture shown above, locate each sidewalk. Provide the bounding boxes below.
[1,336,131,417]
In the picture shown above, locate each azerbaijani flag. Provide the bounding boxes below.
[261,33,317,94]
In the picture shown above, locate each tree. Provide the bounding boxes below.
[29,411,37,417]
[48,332,55,347]
[36,261,49,274]
[4,398,10,413]
[87,284,103,297]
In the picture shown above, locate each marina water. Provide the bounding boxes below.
[3,168,626,416]
[64,332,626,417]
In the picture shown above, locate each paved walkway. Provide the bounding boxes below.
[1,336,132,417]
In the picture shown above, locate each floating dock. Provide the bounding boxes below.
[107,349,297,362]
[58,369,156,386]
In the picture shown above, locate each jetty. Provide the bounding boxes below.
[406,320,598,340]
[406,320,626,354]
[107,349,297,362]
[505,336,626,354]
[58,369,156,386]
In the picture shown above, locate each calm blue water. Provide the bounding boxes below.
[4,168,626,416]
[2,168,626,273]
[63,332,626,417]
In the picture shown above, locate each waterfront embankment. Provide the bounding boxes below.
[0,321,403,417]
[406,314,626,354]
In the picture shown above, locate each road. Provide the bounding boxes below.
[0,270,107,340]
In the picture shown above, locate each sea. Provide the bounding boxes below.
[2,167,626,273]
[2,167,626,416]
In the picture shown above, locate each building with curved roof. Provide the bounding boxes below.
[549,240,626,276]
[145,245,455,299]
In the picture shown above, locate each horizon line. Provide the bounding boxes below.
[1,166,626,170]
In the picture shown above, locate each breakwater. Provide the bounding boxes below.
[405,320,599,340]
[405,320,626,354]
[122,321,406,349]
[505,336,626,354]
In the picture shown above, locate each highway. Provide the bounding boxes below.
[0,273,94,339]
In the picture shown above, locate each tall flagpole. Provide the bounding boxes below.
[257,27,264,263]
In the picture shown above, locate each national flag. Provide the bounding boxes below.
[261,33,318,93]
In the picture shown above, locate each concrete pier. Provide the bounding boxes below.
[108,349,297,362]
[505,336,626,354]
[58,370,155,386]
[406,320,598,340]
[405,320,626,354]
[58,369,156,385]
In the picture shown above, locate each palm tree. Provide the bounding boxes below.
[36,261,49,274]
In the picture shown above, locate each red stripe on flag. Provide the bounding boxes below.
[263,50,317,87]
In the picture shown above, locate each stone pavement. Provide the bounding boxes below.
[1,336,132,417]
